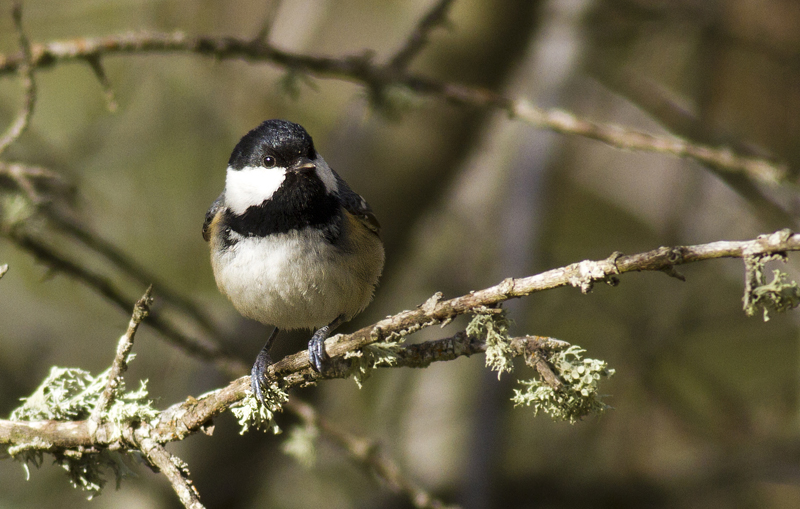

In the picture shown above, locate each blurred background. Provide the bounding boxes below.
[2,0,800,507]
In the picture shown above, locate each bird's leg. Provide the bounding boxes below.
[251,327,280,405]
[308,315,345,374]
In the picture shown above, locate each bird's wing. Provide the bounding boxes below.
[202,193,225,242]
[335,172,380,235]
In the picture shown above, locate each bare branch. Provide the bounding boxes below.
[252,0,283,43]
[0,3,36,157]
[294,230,800,377]
[508,100,788,186]
[0,162,67,204]
[0,31,788,184]
[42,212,228,340]
[130,425,204,509]
[2,228,245,373]
[289,398,458,509]
[388,0,456,70]
[89,287,154,428]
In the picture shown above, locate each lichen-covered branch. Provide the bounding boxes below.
[89,287,153,429]
[0,31,787,185]
[0,332,565,454]
[4,228,800,453]
[2,230,799,508]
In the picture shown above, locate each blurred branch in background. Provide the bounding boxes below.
[0,3,34,157]
[0,30,790,191]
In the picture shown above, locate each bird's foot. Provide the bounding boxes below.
[250,348,274,405]
[308,315,345,374]
[308,327,331,374]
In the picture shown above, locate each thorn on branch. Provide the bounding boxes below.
[84,55,118,112]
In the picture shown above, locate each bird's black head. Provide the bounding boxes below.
[228,119,317,170]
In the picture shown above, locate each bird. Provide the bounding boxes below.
[203,119,384,404]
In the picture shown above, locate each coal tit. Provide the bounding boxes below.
[203,119,384,403]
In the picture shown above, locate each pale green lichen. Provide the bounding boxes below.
[281,424,319,469]
[9,365,155,498]
[57,449,138,498]
[512,345,614,424]
[345,340,403,388]
[0,192,36,229]
[745,269,800,321]
[231,382,288,435]
[467,310,513,379]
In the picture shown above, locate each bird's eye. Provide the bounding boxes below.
[262,156,277,168]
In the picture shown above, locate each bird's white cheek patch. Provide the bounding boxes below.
[225,165,286,214]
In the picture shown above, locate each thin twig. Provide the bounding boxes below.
[289,398,458,509]
[588,67,795,226]
[388,0,456,70]
[42,212,228,339]
[507,100,787,185]
[130,424,204,509]
[0,3,36,157]
[252,0,283,43]
[3,228,244,372]
[0,31,788,185]
[0,161,226,339]
[0,161,67,202]
[89,287,154,429]
[271,230,800,383]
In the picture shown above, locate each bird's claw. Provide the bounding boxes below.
[308,332,331,374]
[250,348,273,405]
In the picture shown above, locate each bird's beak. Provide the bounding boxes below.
[290,159,316,173]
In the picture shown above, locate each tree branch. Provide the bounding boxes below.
[288,398,458,509]
[0,3,35,157]
[129,424,204,509]
[0,31,788,185]
[4,230,799,453]
[2,227,245,374]
[388,0,456,71]
[89,287,153,429]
